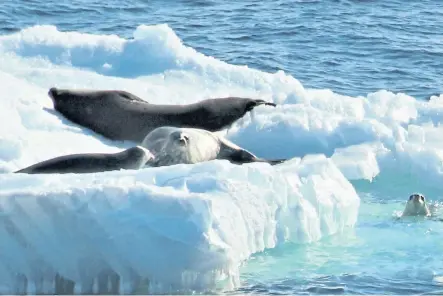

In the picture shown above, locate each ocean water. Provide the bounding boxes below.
[2,0,442,99]
[0,0,443,295]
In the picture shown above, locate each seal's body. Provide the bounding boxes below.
[141,126,287,167]
[402,193,431,217]
[48,87,277,143]
[15,146,153,174]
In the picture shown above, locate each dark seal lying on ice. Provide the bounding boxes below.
[48,87,277,143]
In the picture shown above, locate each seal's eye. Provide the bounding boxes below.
[409,195,414,201]
[420,195,425,201]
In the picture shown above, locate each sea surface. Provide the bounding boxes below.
[2,0,442,99]
[1,0,443,294]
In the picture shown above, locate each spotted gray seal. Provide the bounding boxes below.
[141,126,287,167]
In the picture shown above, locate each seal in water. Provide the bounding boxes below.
[401,193,431,217]
[14,146,154,174]
[140,126,287,167]
[47,87,277,143]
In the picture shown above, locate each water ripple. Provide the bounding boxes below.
[0,0,441,98]
[234,273,443,295]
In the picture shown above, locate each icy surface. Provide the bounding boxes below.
[0,24,442,293]
[0,157,359,293]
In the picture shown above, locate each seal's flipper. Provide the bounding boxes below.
[218,136,284,165]
[260,158,288,166]
[223,147,287,166]
[118,91,148,103]
[245,100,277,112]
[249,157,288,166]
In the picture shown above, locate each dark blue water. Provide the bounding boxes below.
[1,0,442,99]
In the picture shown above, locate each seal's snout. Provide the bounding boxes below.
[170,131,189,146]
[178,134,189,146]
[409,193,425,203]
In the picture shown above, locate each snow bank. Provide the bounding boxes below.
[0,157,359,294]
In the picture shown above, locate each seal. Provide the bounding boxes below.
[47,87,277,143]
[14,146,154,174]
[141,126,287,167]
[401,193,431,217]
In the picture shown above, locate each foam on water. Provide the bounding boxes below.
[0,24,442,294]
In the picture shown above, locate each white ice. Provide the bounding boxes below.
[0,24,442,294]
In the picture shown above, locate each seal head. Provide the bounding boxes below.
[402,193,431,217]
